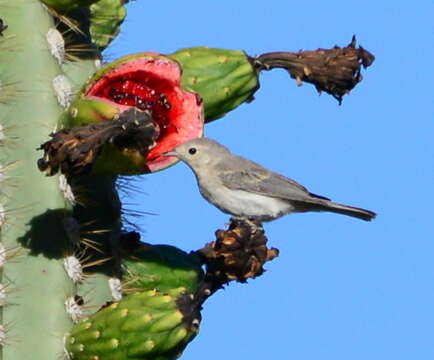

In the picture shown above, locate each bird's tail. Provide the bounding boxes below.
[296,196,376,221]
[320,201,376,221]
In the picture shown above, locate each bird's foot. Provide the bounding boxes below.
[230,217,263,234]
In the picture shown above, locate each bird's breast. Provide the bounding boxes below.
[199,181,294,221]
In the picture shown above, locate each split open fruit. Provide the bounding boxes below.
[68,54,204,174]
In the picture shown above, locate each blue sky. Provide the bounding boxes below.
[109,1,434,359]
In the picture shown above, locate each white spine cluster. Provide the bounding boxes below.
[0,204,5,226]
[108,277,123,301]
[59,175,76,205]
[0,164,4,183]
[64,296,84,323]
[0,243,6,268]
[63,256,84,283]
[0,124,4,143]
[46,28,65,65]
[52,75,73,109]
[0,324,5,345]
[94,59,102,69]
[0,283,7,307]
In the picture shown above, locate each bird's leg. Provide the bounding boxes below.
[230,216,263,234]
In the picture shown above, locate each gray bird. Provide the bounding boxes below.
[165,138,376,222]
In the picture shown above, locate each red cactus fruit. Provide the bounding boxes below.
[68,54,204,174]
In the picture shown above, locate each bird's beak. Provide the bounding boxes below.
[162,150,178,157]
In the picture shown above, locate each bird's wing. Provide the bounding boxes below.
[217,157,330,202]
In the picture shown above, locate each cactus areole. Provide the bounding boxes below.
[68,54,204,173]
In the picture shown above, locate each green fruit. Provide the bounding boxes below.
[66,289,201,360]
[122,243,204,294]
[90,0,127,51]
[170,47,259,122]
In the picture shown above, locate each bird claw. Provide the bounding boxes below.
[229,217,263,234]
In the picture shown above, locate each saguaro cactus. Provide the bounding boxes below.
[0,1,374,360]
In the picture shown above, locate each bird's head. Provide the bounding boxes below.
[163,137,231,170]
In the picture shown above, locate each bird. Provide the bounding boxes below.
[164,138,376,222]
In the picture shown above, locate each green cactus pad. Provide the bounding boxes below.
[90,0,127,51]
[170,47,259,122]
[122,243,204,294]
[66,289,201,360]
[66,53,204,174]
[41,0,100,12]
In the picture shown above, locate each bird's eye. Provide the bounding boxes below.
[188,147,197,155]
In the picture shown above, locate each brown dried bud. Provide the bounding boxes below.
[37,108,157,176]
[253,36,375,104]
[196,218,279,288]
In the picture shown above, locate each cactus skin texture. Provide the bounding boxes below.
[122,242,204,294]
[66,288,200,360]
[170,47,259,122]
